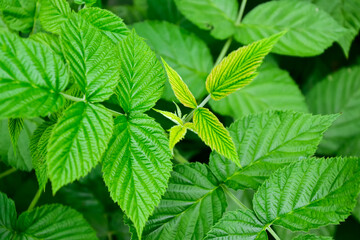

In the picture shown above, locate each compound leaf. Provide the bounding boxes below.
[39,0,71,34]
[0,32,68,119]
[254,157,360,231]
[169,124,187,151]
[205,209,268,240]
[0,0,36,33]
[193,107,239,167]
[174,0,238,39]
[206,33,283,100]
[47,102,113,193]
[209,111,338,190]
[61,14,120,102]
[162,58,197,108]
[102,113,172,237]
[137,163,227,240]
[235,1,345,57]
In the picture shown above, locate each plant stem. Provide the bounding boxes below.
[27,188,42,211]
[266,226,281,240]
[236,0,247,25]
[61,92,84,102]
[173,148,189,164]
[106,108,123,117]
[214,38,233,66]
[0,168,17,179]
[220,184,247,210]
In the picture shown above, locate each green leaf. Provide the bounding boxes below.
[306,66,360,155]
[292,235,332,240]
[169,124,187,151]
[153,109,183,125]
[162,58,197,108]
[0,32,68,119]
[79,7,129,44]
[47,102,113,193]
[61,14,120,102]
[0,192,97,239]
[206,33,284,100]
[193,107,239,167]
[8,118,24,155]
[174,0,238,39]
[0,0,36,33]
[253,157,360,231]
[138,163,227,240]
[235,1,346,57]
[102,113,172,237]
[209,64,308,119]
[116,30,166,113]
[205,209,268,240]
[309,0,360,57]
[133,21,213,101]
[39,0,71,34]
[147,0,183,23]
[30,32,64,60]
[30,121,55,190]
[209,111,338,190]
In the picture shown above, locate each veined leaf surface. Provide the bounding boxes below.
[0,0,36,33]
[47,102,113,193]
[8,118,24,155]
[39,0,71,34]
[169,124,187,151]
[206,33,283,100]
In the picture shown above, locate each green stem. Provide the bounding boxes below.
[106,108,123,117]
[214,38,233,66]
[173,148,189,164]
[220,184,247,210]
[0,168,17,179]
[27,188,42,211]
[266,226,281,240]
[61,92,84,102]
[236,0,247,25]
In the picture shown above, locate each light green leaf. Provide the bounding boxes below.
[102,113,172,238]
[205,209,268,240]
[47,102,113,193]
[133,21,213,101]
[30,121,55,191]
[209,111,338,190]
[206,33,283,100]
[116,30,166,113]
[210,64,308,118]
[153,108,183,125]
[61,14,120,102]
[137,163,227,240]
[30,32,64,59]
[174,0,238,39]
[0,192,97,239]
[0,0,36,33]
[169,124,187,151]
[0,32,68,119]
[309,0,360,57]
[162,58,197,108]
[193,107,239,167]
[79,7,129,44]
[254,157,360,231]
[306,66,360,155]
[274,224,336,240]
[8,118,23,155]
[235,1,346,57]
[39,0,71,34]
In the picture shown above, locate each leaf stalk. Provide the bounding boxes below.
[27,188,42,211]
[0,168,17,179]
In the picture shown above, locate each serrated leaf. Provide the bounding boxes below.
[137,163,227,240]
[206,33,283,100]
[0,32,68,119]
[116,30,166,113]
[30,121,55,190]
[0,0,36,33]
[169,124,187,151]
[209,64,308,118]
[133,21,213,101]
[209,111,338,190]
[30,32,64,59]
[205,209,268,240]
[102,113,172,238]
[174,0,238,39]
[39,0,71,34]
[8,118,23,155]
[153,108,183,125]
[0,192,97,239]
[162,58,197,108]
[193,107,239,167]
[79,7,129,44]
[254,157,360,231]
[235,1,346,57]
[61,14,120,102]
[293,235,332,240]
[47,102,113,193]
[306,66,360,155]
